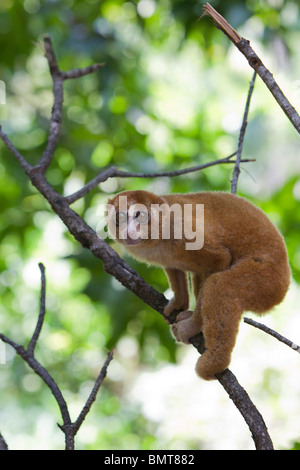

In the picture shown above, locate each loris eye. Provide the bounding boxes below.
[135,210,149,224]
[115,211,127,226]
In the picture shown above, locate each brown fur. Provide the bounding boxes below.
[106,190,290,380]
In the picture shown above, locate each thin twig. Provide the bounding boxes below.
[73,350,114,434]
[62,63,105,80]
[37,37,105,172]
[37,35,64,172]
[0,263,113,450]
[231,71,257,194]
[244,317,300,353]
[64,155,232,204]
[66,156,242,203]
[201,3,300,134]
[27,263,46,356]
[66,153,255,204]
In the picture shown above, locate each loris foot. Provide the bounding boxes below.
[171,310,202,344]
[196,350,230,380]
[164,297,189,322]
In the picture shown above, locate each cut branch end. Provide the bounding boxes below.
[200,3,241,44]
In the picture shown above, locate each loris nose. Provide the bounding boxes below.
[127,217,140,237]
[124,217,142,245]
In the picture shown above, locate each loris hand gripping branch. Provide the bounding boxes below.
[106,190,290,380]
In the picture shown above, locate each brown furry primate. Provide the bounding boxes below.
[106,190,290,380]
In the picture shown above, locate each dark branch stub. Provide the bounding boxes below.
[0,433,8,451]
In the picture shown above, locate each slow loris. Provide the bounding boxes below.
[106,190,290,380]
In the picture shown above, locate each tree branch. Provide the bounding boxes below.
[0,333,73,445]
[201,3,300,134]
[188,331,273,450]
[37,35,64,172]
[231,71,257,194]
[244,317,300,353]
[0,263,113,450]
[27,263,46,356]
[65,152,256,205]
[62,63,105,80]
[73,350,114,435]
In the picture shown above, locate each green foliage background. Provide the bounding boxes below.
[0,0,299,450]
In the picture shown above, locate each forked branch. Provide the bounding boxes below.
[231,71,257,194]
[0,263,113,450]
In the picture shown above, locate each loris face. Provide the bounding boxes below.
[106,190,205,251]
[106,190,165,247]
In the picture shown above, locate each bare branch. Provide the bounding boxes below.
[187,332,273,450]
[37,35,64,172]
[0,263,113,450]
[0,264,72,441]
[62,63,105,80]
[0,332,72,430]
[237,39,300,133]
[27,263,46,356]
[66,153,256,204]
[37,37,105,172]
[65,166,117,204]
[217,368,273,450]
[66,157,241,204]
[73,350,114,435]
[231,71,257,194]
[201,3,300,134]
[244,317,300,354]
